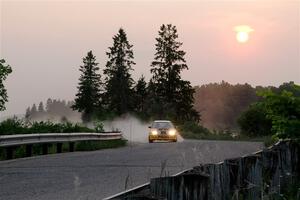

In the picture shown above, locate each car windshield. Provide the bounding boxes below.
[152,121,174,129]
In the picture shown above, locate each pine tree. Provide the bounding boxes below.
[38,101,45,113]
[134,75,147,113]
[72,51,102,122]
[149,24,199,122]
[0,59,12,111]
[25,107,31,120]
[31,104,37,118]
[46,98,53,113]
[104,28,135,115]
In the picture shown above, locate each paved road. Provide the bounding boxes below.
[0,140,263,200]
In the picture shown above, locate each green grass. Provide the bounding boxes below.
[0,139,127,160]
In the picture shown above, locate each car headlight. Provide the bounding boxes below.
[151,129,158,135]
[168,129,176,136]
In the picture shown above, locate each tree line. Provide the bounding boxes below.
[238,81,300,139]
[193,81,300,133]
[72,24,199,123]
[25,98,79,122]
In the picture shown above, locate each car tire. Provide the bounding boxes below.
[149,139,153,143]
[173,139,177,142]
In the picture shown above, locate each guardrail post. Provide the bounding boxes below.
[26,145,32,157]
[42,144,48,155]
[56,143,62,153]
[69,142,75,152]
[6,146,14,159]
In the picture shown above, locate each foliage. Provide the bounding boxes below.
[0,117,97,135]
[148,24,199,122]
[104,28,135,115]
[0,117,28,134]
[237,103,272,137]
[194,81,258,130]
[93,120,104,132]
[257,85,300,139]
[133,75,148,114]
[72,51,103,122]
[0,59,12,111]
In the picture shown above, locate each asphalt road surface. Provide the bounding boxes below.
[0,140,263,200]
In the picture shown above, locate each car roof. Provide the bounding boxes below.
[153,120,172,123]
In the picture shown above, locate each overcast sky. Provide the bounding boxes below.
[0,0,299,117]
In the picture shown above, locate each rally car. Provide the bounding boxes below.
[148,120,177,143]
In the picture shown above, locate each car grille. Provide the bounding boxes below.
[160,130,167,134]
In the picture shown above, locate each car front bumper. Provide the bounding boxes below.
[149,134,177,141]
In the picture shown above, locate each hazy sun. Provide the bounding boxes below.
[234,25,254,43]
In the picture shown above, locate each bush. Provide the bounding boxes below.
[0,117,29,134]
[237,104,272,137]
[0,118,99,135]
[179,121,213,139]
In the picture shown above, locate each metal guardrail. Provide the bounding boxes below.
[0,132,122,147]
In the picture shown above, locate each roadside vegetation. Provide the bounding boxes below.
[0,117,96,135]
[0,118,127,160]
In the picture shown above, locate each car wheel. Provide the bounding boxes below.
[149,139,153,143]
[173,139,177,142]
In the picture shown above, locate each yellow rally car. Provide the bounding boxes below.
[148,120,177,143]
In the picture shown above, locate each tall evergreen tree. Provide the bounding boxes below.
[149,24,199,122]
[72,51,102,122]
[0,59,12,111]
[46,98,53,112]
[31,104,37,118]
[38,101,45,113]
[25,106,31,120]
[134,75,147,113]
[104,28,135,115]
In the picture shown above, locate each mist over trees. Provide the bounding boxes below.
[25,98,80,122]
[194,81,258,130]
[0,59,12,111]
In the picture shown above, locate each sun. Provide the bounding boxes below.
[234,25,254,43]
[236,31,249,43]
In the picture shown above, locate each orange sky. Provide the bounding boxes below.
[0,0,299,116]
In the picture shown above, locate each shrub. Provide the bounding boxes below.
[0,118,99,135]
[237,103,272,137]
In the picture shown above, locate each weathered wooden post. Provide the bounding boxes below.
[42,144,48,155]
[56,143,62,153]
[26,144,32,157]
[6,146,14,159]
[69,142,75,152]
